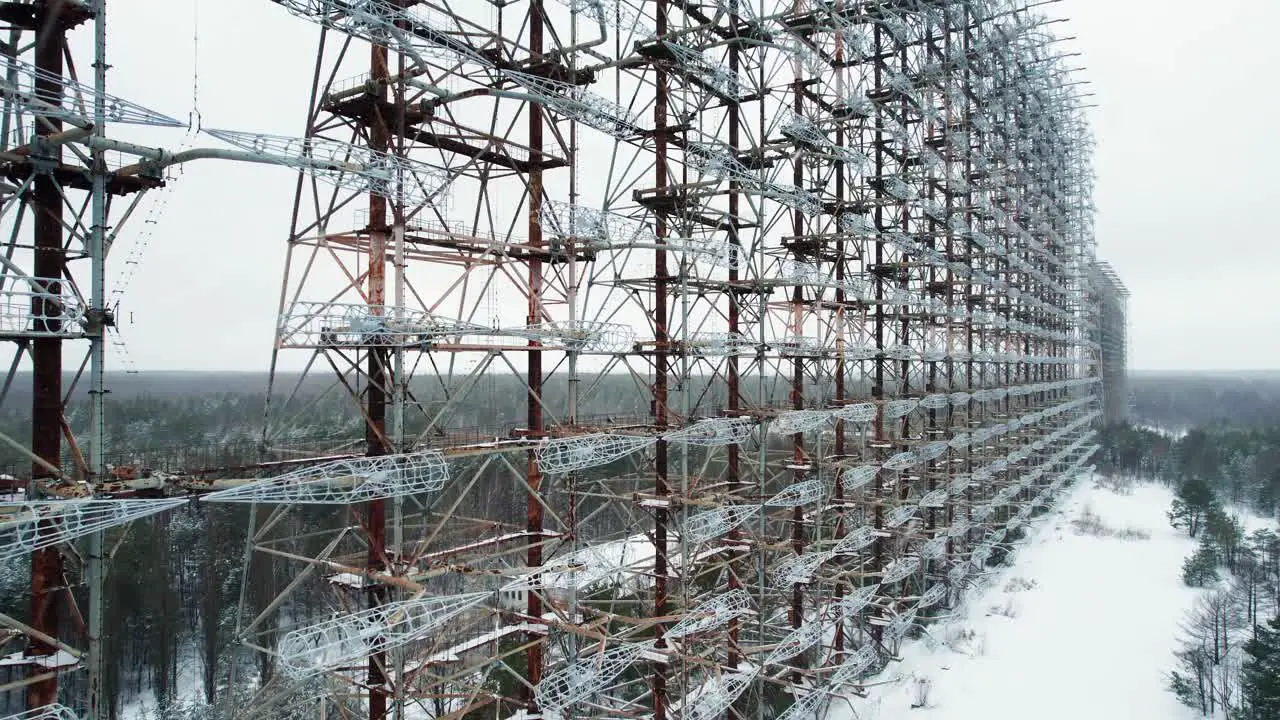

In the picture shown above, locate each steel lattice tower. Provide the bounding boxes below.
[0,2,1123,720]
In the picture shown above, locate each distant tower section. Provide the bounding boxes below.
[1092,263,1130,425]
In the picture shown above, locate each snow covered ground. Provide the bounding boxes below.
[830,477,1203,720]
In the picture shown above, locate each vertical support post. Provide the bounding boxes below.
[724,0,742,673]
[524,1,546,707]
[27,11,66,711]
[787,76,805,678]
[869,21,887,591]
[86,2,110,717]
[831,20,848,656]
[651,4,669,718]
[366,38,391,720]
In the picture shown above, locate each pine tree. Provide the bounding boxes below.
[1183,537,1220,587]
[1168,476,1216,537]
[1240,616,1280,720]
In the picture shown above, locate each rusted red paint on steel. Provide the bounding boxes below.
[366,39,392,720]
[27,18,66,711]
[725,16,742,670]
[651,2,669,717]
[524,0,546,707]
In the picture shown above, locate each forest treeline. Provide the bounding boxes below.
[1097,420,1280,717]
[6,368,1279,469]
[1130,371,1280,431]
[0,370,843,473]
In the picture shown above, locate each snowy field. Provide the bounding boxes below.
[831,478,1203,720]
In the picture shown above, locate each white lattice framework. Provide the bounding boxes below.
[536,433,657,474]
[534,642,653,716]
[0,706,80,720]
[833,402,877,424]
[271,0,494,67]
[503,71,643,139]
[841,465,878,493]
[777,689,826,720]
[665,589,753,640]
[513,321,636,353]
[830,643,880,685]
[662,417,754,447]
[770,409,832,435]
[682,505,757,546]
[278,593,489,678]
[664,41,745,99]
[0,57,183,128]
[680,670,757,720]
[765,479,826,508]
[204,128,451,206]
[0,276,85,338]
[0,499,188,563]
[881,556,921,585]
[202,451,449,504]
[764,622,823,665]
[277,301,486,347]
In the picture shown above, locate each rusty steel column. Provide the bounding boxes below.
[366,39,392,720]
[27,16,66,711]
[831,97,848,659]
[524,0,546,706]
[651,3,669,718]
[869,21,887,585]
[788,80,806,664]
[724,7,742,670]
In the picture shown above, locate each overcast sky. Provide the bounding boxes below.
[85,0,1280,372]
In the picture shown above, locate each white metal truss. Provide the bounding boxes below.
[833,402,877,424]
[503,71,643,139]
[776,689,826,720]
[203,128,451,206]
[0,57,183,127]
[882,451,919,472]
[201,451,449,504]
[278,593,489,678]
[837,584,880,618]
[765,479,826,508]
[0,276,85,339]
[918,488,948,508]
[881,556,920,585]
[536,433,656,474]
[830,643,880,685]
[0,499,188,563]
[883,607,917,643]
[770,410,831,435]
[512,321,636,353]
[680,670,757,720]
[0,706,81,720]
[833,525,877,556]
[277,301,486,347]
[666,589,753,640]
[662,417,753,447]
[686,332,754,356]
[534,641,652,716]
[682,505,757,546]
[664,41,745,99]
[885,504,917,528]
[772,551,831,588]
[916,583,949,610]
[920,536,949,560]
[539,199,651,248]
[841,465,878,493]
[271,0,493,67]
[765,621,824,666]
